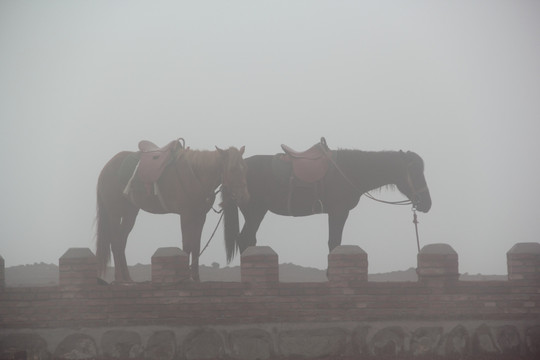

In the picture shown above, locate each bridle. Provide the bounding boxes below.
[327,150,428,252]
[200,153,248,257]
[403,160,430,210]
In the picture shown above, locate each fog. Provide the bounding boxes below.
[1,1,539,275]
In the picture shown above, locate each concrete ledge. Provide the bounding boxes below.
[60,248,96,262]
[507,242,540,254]
[419,243,457,255]
[241,246,278,258]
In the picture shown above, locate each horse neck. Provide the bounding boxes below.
[184,150,223,190]
[337,150,403,192]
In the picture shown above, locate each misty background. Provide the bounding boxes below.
[1,1,539,276]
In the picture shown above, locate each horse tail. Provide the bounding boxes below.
[222,190,240,263]
[95,178,111,277]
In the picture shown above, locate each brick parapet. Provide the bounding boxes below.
[0,242,539,330]
[1,277,538,330]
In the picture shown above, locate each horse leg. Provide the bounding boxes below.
[328,209,350,252]
[111,206,139,282]
[238,206,268,254]
[180,212,206,281]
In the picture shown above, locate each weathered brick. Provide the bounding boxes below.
[417,243,459,285]
[241,246,279,285]
[151,247,190,283]
[507,242,540,281]
[59,248,98,286]
[328,245,368,283]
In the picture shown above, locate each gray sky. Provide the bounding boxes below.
[1,1,539,275]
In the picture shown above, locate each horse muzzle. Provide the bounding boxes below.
[412,186,431,213]
[414,194,432,213]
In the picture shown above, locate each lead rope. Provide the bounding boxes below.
[413,209,420,253]
[199,187,225,257]
[199,211,224,257]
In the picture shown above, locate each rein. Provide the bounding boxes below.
[363,192,412,206]
[199,183,226,257]
[325,149,414,205]
[199,185,235,257]
[325,148,423,253]
[199,170,239,257]
[199,209,224,257]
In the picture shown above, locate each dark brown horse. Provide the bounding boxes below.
[222,142,431,263]
[96,140,249,282]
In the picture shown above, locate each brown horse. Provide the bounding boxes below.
[222,141,431,263]
[96,140,249,282]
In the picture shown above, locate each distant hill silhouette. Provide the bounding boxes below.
[5,262,506,287]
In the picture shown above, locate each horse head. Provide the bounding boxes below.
[217,146,250,205]
[396,151,432,213]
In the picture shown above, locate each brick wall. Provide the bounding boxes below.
[1,242,539,359]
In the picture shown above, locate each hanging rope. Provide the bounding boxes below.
[413,209,420,253]
[199,211,224,257]
[199,186,226,256]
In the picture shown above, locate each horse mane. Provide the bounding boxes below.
[182,149,221,174]
[371,184,397,192]
[334,148,401,192]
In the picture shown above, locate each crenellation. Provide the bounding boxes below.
[417,243,459,288]
[328,245,368,283]
[59,248,98,287]
[507,242,540,282]
[151,246,190,284]
[241,246,279,285]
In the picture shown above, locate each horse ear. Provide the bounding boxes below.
[240,146,245,155]
[216,146,227,157]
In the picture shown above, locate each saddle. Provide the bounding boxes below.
[278,137,332,215]
[137,138,185,184]
[280,137,331,183]
[122,138,185,212]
